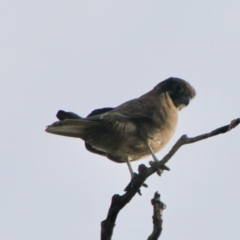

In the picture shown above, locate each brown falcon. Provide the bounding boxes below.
[46,77,196,177]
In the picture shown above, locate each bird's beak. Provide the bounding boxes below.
[181,96,190,106]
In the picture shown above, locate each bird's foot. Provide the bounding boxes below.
[149,161,170,176]
[147,143,170,175]
[130,171,148,188]
[124,173,148,195]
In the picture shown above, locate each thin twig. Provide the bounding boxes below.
[149,118,240,174]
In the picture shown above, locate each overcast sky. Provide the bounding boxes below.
[1,1,240,239]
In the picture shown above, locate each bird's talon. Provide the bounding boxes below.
[157,169,163,176]
[161,164,170,171]
[142,183,148,188]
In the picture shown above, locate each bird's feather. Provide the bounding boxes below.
[87,107,114,117]
[56,110,82,120]
[45,119,100,138]
[85,107,114,156]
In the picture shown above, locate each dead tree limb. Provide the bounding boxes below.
[147,192,166,240]
[100,118,240,240]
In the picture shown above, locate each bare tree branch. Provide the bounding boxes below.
[100,118,240,240]
[150,118,240,170]
[147,192,166,240]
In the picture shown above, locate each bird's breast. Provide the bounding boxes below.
[150,107,178,153]
[115,111,178,162]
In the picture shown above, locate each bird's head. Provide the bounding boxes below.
[154,77,196,110]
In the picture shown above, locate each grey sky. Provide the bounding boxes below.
[1,1,240,239]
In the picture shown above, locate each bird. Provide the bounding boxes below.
[45,77,196,178]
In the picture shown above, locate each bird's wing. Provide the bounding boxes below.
[111,97,157,120]
[85,107,114,156]
[46,107,145,139]
[87,107,114,117]
[82,99,154,152]
[46,98,155,145]
[85,97,157,123]
[83,106,151,156]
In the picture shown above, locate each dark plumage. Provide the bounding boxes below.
[46,77,196,176]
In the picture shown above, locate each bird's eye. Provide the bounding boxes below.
[173,84,184,93]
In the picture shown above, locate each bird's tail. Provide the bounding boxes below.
[45,119,100,138]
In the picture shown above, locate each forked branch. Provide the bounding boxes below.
[101,118,240,240]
